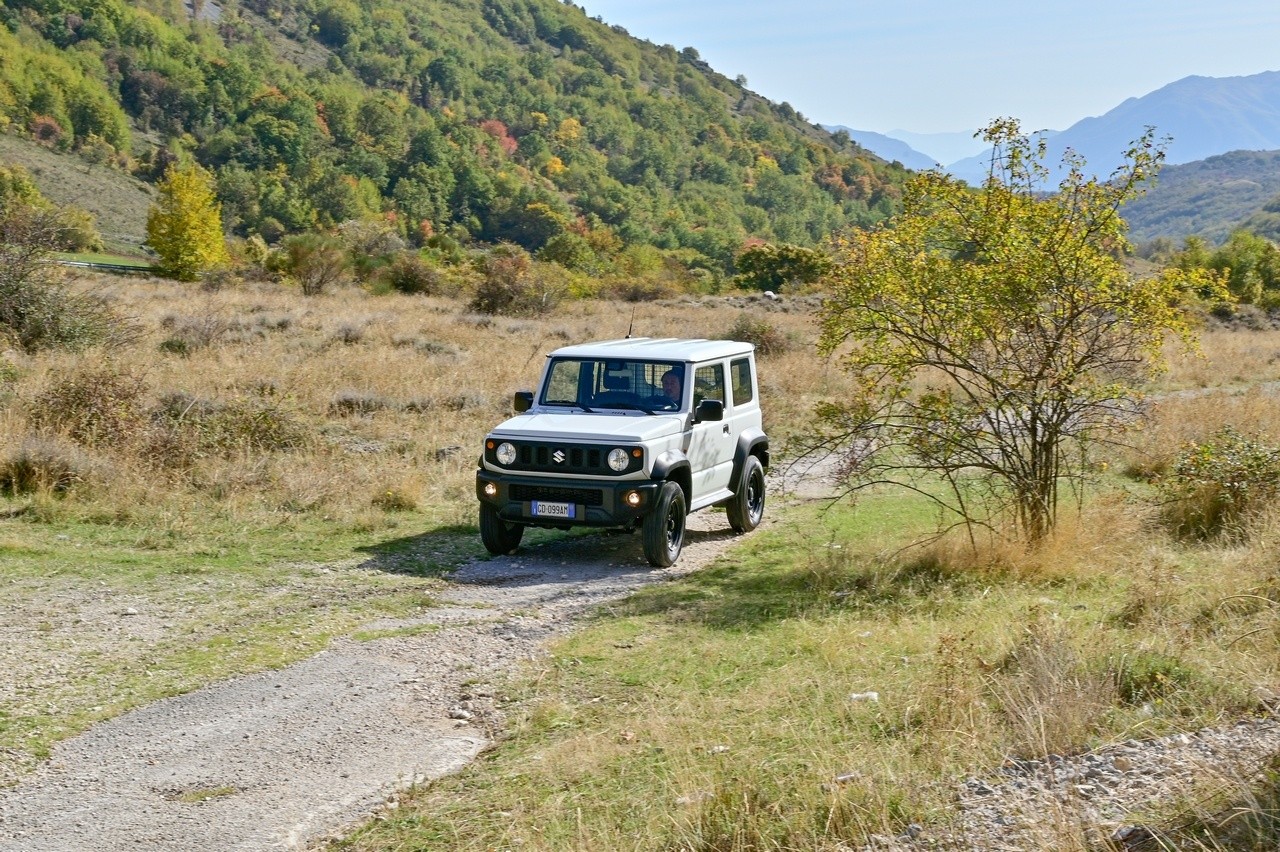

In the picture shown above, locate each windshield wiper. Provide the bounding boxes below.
[607,402,657,415]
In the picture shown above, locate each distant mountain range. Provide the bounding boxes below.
[821,126,939,171]
[834,70,1280,182]
[947,71,1280,185]
[829,70,1280,244]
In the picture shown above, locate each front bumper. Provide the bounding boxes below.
[476,469,662,527]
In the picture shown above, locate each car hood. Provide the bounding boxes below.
[487,411,686,443]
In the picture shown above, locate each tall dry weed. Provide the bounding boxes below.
[987,618,1117,759]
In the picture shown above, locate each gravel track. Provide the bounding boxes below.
[0,509,750,852]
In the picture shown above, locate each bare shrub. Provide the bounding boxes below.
[329,390,395,416]
[158,313,231,354]
[28,365,149,447]
[724,313,793,356]
[469,245,564,316]
[330,322,365,345]
[0,205,136,352]
[0,436,92,495]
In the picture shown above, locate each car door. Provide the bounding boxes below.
[687,360,735,499]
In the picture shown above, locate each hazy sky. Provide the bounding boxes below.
[578,0,1280,135]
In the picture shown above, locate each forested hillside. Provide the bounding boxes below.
[1122,149,1280,245]
[0,0,908,274]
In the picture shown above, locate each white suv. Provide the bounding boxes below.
[476,338,769,566]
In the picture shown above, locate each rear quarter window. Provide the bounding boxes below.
[731,357,754,406]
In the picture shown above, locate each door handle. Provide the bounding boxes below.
[722,424,730,435]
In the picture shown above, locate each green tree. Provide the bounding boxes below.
[734,242,832,291]
[146,163,229,281]
[814,119,1226,543]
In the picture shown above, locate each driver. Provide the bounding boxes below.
[661,369,683,406]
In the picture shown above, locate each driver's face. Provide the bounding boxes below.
[663,373,681,400]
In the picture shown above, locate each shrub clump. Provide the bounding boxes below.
[1158,427,1280,539]
[28,366,149,447]
[0,436,92,495]
[380,253,443,295]
[469,245,564,316]
[329,390,395,416]
[724,314,792,356]
[151,391,309,462]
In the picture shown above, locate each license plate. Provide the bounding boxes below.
[532,501,575,519]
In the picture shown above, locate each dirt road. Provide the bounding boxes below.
[0,512,756,851]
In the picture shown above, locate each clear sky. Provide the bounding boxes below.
[578,0,1280,136]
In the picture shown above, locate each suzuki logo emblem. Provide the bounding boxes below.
[552,449,566,464]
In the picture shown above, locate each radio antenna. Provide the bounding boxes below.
[625,304,636,338]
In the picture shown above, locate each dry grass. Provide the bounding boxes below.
[0,278,832,535]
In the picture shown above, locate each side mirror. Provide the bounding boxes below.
[513,391,534,413]
[695,398,724,423]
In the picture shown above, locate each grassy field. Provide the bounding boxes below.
[331,487,1280,850]
[53,251,155,268]
[4,276,1280,848]
[0,132,154,256]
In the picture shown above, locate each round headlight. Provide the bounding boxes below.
[496,442,517,465]
[607,448,630,472]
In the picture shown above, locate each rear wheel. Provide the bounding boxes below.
[642,481,686,567]
[727,455,766,533]
[479,504,524,555]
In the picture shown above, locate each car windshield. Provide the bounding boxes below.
[541,358,685,412]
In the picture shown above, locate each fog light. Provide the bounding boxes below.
[483,482,498,497]
[624,490,641,508]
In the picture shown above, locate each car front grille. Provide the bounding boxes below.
[511,484,604,506]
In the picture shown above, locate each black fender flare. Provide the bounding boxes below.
[731,429,770,492]
[652,449,692,504]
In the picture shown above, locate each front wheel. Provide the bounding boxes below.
[479,503,524,555]
[642,481,686,567]
[726,455,766,533]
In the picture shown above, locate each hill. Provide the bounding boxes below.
[0,0,909,275]
[948,71,1280,186]
[1120,149,1280,245]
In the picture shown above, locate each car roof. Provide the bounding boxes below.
[546,337,755,362]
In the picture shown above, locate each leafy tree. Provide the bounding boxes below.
[146,163,229,281]
[814,119,1226,543]
[734,242,831,291]
[1167,231,1280,305]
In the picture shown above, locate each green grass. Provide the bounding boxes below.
[333,489,1275,852]
[54,250,154,268]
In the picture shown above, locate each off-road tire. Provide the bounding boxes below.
[479,504,524,555]
[642,481,686,567]
[727,454,766,533]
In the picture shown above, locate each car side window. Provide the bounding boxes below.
[693,363,725,407]
[730,357,754,406]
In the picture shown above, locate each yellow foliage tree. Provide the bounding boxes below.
[146,164,228,281]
